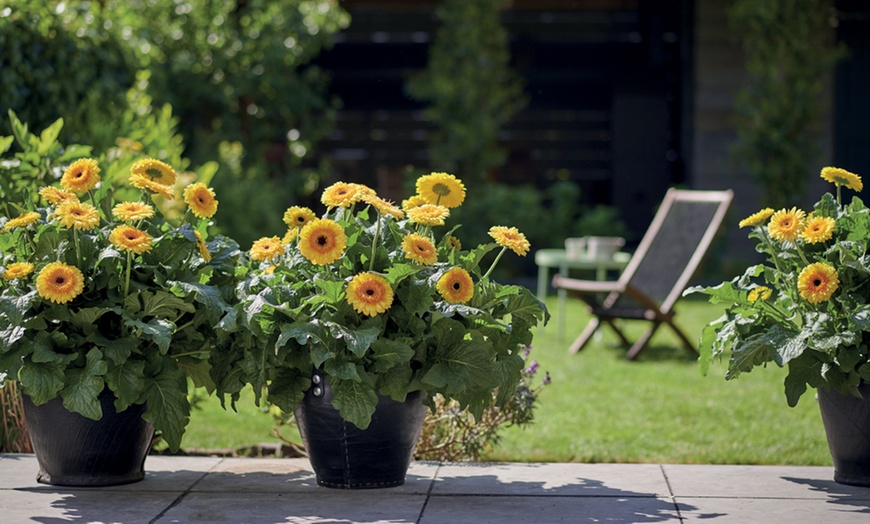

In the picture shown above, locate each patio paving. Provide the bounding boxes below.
[2,453,870,523]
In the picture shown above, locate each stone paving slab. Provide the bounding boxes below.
[3,454,870,523]
[161,492,428,524]
[432,462,670,497]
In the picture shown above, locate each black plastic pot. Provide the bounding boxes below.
[817,383,870,487]
[294,371,427,489]
[22,389,154,487]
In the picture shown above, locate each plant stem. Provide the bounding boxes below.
[124,250,132,298]
[482,246,507,280]
[369,214,382,271]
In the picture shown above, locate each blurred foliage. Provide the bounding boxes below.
[0,4,134,151]
[0,0,350,247]
[407,0,526,190]
[729,0,846,208]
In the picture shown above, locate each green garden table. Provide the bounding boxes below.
[534,249,631,339]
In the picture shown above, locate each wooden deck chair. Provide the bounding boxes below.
[552,188,733,360]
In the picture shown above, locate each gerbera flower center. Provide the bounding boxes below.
[814,279,822,287]
[453,282,461,290]
[365,288,375,296]
[433,183,451,196]
[317,235,328,247]
[55,276,66,285]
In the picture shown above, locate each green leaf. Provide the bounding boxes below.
[263,368,309,412]
[784,352,825,407]
[19,362,65,405]
[386,263,420,285]
[323,359,362,381]
[0,135,13,155]
[376,365,414,401]
[177,357,215,393]
[37,118,63,156]
[87,333,137,366]
[422,327,496,394]
[142,364,190,453]
[60,348,108,420]
[141,290,196,318]
[106,359,146,411]
[70,307,113,329]
[370,338,415,373]
[330,376,379,430]
[124,316,175,354]
[331,324,380,358]
[313,279,345,305]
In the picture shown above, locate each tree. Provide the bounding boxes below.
[407,0,526,187]
[730,0,846,208]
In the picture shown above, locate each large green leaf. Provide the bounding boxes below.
[19,362,65,405]
[370,338,414,373]
[422,328,496,394]
[142,364,190,452]
[141,290,196,319]
[106,359,146,411]
[61,348,108,420]
[330,376,379,430]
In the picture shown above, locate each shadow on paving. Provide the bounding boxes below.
[783,476,870,515]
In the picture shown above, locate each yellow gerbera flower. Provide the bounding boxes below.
[299,218,347,265]
[416,172,466,208]
[407,204,450,227]
[112,202,155,222]
[39,186,78,205]
[402,233,438,265]
[250,236,284,262]
[767,207,806,242]
[283,206,317,228]
[183,183,219,219]
[54,201,100,231]
[801,216,835,244]
[362,194,405,220]
[60,158,101,194]
[2,212,41,232]
[194,231,212,262]
[402,195,428,211]
[346,272,394,316]
[130,174,175,200]
[130,158,178,186]
[747,286,772,302]
[488,226,530,256]
[321,182,363,209]
[36,262,84,304]
[820,166,863,192]
[109,225,153,254]
[445,235,462,251]
[2,262,35,281]
[797,263,839,304]
[437,267,475,304]
[738,208,775,228]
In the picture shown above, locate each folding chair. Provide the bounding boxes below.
[552,188,733,360]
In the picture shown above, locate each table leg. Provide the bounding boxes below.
[557,261,568,340]
[536,263,548,302]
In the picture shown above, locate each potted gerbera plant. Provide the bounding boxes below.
[211,172,548,488]
[688,166,870,486]
[0,147,238,486]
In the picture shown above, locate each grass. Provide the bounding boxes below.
[182,295,832,465]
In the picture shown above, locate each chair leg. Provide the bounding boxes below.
[568,318,600,354]
[668,320,698,355]
[603,319,632,347]
[625,322,661,361]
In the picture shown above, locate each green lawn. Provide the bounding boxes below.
[182,295,832,465]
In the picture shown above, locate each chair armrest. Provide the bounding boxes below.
[552,274,624,294]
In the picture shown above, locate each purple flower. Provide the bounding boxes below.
[524,360,539,375]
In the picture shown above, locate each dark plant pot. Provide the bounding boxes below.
[817,383,870,487]
[294,372,427,489]
[22,389,154,487]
